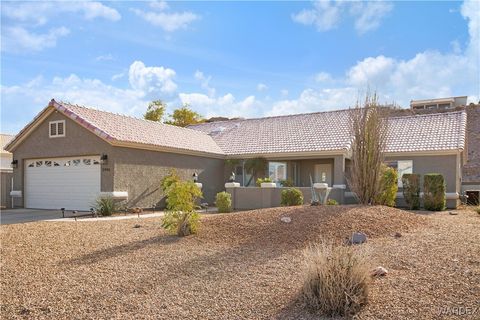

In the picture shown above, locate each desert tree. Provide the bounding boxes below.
[144,100,166,122]
[347,93,389,205]
[165,104,204,127]
[244,157,267,187]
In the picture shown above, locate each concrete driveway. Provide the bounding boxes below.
[1,208,66,225]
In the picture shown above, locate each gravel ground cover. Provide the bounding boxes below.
[1,205,478,319]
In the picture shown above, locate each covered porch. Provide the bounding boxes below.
[224,154,350,210]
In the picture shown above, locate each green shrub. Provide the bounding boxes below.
[326,199,338,205]
[161,169,180,193]
[376,165,398,207]
[216,191,232,213]
[423,174,446,211]
[256,177,273,186]
[402,174,421,210]
[280,179,294,187]
[476,207,480,214]
[302,243,371,316]
[95,196,117,216]
[162,180,203,236]
[281,188,304,206]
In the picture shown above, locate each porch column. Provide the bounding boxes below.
[332,155,346,204]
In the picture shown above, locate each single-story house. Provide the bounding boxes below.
[5,99,466,210]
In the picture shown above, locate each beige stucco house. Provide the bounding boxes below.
[5,99,466,210]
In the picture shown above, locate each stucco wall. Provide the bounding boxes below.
[10,110,115,207]
[112,147,224,207]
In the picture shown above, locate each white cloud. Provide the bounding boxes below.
[150,1,169,11]
[1,1,120,53]
[349,1,394,34]
[1,26,70,53]
[315,72,333,83]
[292,1,342,31]
[280,89,289,97]
[1,2,121,25]
[194,70,216,97]
[257,83,268,92]
[0,75,145,133]
[132,8,199,32]
[128,61,177,97]
[95,54,114,62]
[111,72,125,81]
[292,0,393,34]
[178,92,260,118]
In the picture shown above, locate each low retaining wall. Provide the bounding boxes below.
[226,187,344,210]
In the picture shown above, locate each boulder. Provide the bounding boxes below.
[449,211,458,215]
[394,232,402,238]
[351,232,367,244]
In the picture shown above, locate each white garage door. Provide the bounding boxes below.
[25,156,101,211]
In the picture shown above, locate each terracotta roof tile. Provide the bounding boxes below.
[53,101,224,155]
[190,110,466,155]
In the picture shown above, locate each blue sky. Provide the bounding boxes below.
[1,0,479,134]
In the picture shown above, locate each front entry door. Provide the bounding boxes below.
[314,164,332,186]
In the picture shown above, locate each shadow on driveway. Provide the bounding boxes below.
[1,209,65,225]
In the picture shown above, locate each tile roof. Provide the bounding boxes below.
[386,111,466,153]
[52,100,224,155]
[189,110,353,155]
[6,100,466,157]
[1,134,15,154]
[190,110,466,155]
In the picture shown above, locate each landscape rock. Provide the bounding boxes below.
[280,216,292,223]
[394,232,402,238]
[350,232,367,244]
[372,266,388,277]
[449,211,458,215]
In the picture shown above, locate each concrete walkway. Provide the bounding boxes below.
[1,208,65,225]
[48,211,165,222]
[1,207,217,224]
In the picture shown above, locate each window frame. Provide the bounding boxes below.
[386,160,413,188]
[49,120,66,138]
[268,161,287,185]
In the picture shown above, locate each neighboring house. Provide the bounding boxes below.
[1,134,14,208]
[5,99,467,211]
[410,96,468,111]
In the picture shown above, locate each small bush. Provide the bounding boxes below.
[475,207,480,214]
[423,174,446,211]
[162,180,203,236]
[402,174,421,210]
[161,169,180,193]
[280,179,294,187]
[326,199,338,205]
[281,188,304,206]
[256,177,273,186]
[376,165,398,207]
[95,196,116,216]
[216,191,232,213]
[302,243,371,316]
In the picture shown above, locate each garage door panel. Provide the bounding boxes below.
[25,156,101,210]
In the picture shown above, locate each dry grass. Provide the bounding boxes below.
[1,205,478,319]
[302,243,371,316]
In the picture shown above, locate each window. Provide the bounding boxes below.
[45,161,52,167]
[386,160,413,187]
[83,159,91,165]
[49,120,65,138]
[72,159,81,166]
[36,161,43,167]
[268,162,287,185]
